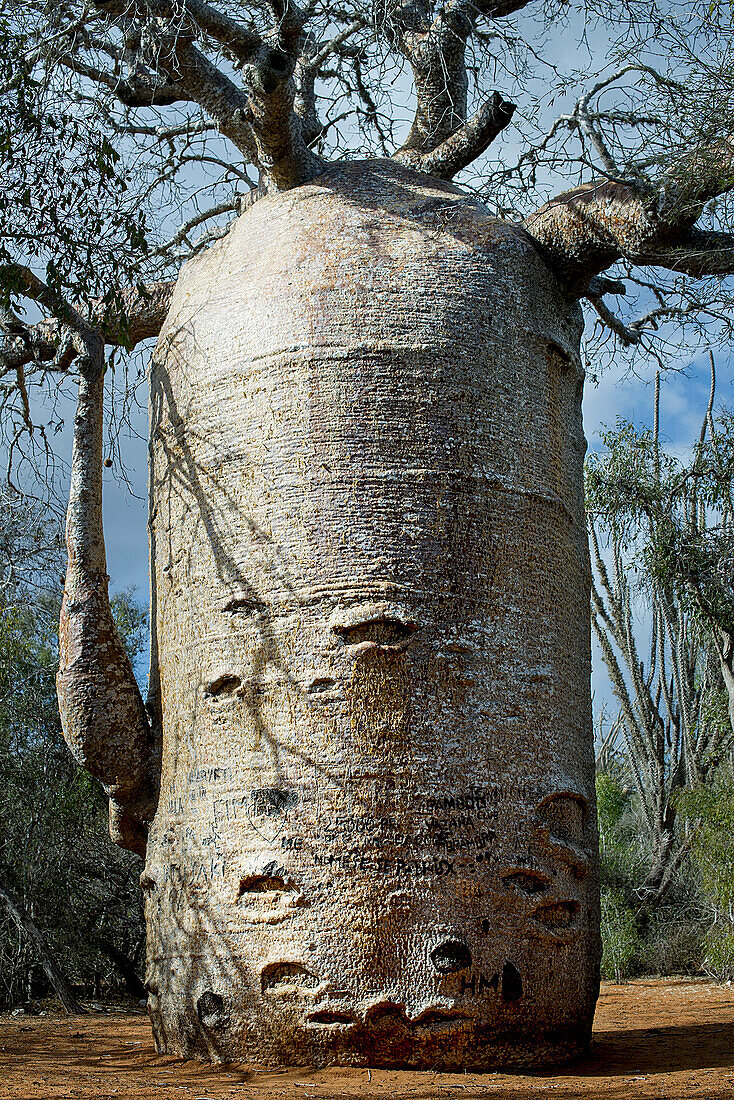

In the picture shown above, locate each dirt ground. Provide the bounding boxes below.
[1,980,733,1100]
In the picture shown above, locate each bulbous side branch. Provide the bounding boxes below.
[523,138,734,293]
[57,358,160,857]
[103,281,177,348]
[1,275,167,857]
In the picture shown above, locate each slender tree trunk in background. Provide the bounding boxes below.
[720,638,734,738]
[94,938,147,1000]
[0,883,83,1013]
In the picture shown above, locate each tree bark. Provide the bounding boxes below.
[143,159,599,1068]
[0,883,84,1014]
[57,355,159,856]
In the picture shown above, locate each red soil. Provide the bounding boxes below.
[1,979,733,1099]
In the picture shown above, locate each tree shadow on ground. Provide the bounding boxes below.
[576,1019,734,1077]
[4,1015,734,1085]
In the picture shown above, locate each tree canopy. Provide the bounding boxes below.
[2,0,734,435]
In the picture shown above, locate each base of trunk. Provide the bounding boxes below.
[149,995,593,1069]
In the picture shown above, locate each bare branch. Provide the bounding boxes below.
[389,2,470,158]
[396,91,516,179]
[305,18,367,74]
[295,17,367,146]
[636,228,734,278]
[98,280,177,347]
[586,276,627,297]
[91,0,324,189]
[448,0,536,18]
[0,318,63,376]
[524,131,734,293]
[94,0,262,65]
[577,89,619,178]
[0,280,176,379]
[588,296,642,347]
[148,35,259,162]
[154,202,239,256]
[0,265,90,337]
[58,52,188,107]
[266,0,307,57]
[381,0,530,173]
[243,52,326,188]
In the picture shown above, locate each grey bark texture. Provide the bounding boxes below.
[141,160,600,1067]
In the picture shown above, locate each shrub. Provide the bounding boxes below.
[600,887,640,981]
[702,921,734,982]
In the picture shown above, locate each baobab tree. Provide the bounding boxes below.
[3,0,734,1071]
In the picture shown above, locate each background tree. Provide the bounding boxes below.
[646,360,734,734]
[0,492,147,1010]
[589,369,734,976]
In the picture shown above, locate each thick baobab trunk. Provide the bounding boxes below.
[144,159,599,1068]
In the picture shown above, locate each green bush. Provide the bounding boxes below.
[595,773,646,888]
[596,773,628,834]
[702,921,734,982]
[600,887,640,981]
[677,778,734,913]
